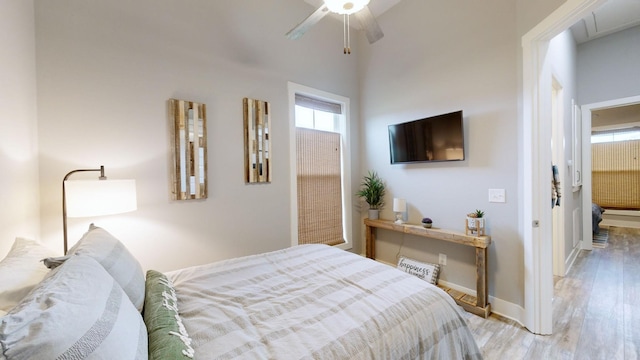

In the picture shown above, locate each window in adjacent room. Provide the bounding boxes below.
[591,127,640,210]
[591,127,640,143]
[289,83,352,250]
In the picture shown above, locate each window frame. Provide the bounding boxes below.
[288,82,352,251]
[591,126,640,144]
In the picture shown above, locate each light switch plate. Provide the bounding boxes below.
[489,189,506,203]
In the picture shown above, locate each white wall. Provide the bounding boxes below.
[34,0,361,271]
[359,0,523,307]
[0,1,41,255]
[516,0,566,36]
[577,25,640,105]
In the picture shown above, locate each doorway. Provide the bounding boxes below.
[521,0,608,335]
[581,95,640,244]
[525,0,640,335]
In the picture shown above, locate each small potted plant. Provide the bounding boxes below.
[421,217,433,228]
[356,171,386,220]
[466,209,485,233]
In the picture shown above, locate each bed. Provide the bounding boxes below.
[0,225,482,359]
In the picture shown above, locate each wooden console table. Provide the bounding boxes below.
[364,218,492,318]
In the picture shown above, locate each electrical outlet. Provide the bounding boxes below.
[439,253,447,266]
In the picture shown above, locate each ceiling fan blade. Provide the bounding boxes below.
[353,5,384,44]
[285,5,330,40]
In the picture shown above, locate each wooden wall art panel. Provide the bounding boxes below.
[243,98,271,183]
[169,99,208,200]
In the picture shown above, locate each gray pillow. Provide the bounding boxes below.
[46,224,145,311]
[0,255,148,359]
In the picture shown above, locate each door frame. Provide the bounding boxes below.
[521,0,607,334]
[580,95,640,249]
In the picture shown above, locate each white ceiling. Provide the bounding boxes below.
[592,103,640,128]
[570,0,640,44]
[299,0,639,44]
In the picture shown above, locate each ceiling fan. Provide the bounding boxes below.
[285,0,384,54]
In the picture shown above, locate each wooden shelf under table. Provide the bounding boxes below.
[364,218,492,318]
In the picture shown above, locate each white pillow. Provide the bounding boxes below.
[67,224,145,311]
[0,255,148,359]
[0,238,58,312]
[397,256,440,285]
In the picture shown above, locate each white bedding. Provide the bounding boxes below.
[167,244,482,359]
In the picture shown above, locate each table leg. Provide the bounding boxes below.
[476,247,488,308]
[365,225,375,259]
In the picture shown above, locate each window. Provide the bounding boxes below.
[591,127,640,143]
[591,127,640,210]
[288,83,352,250]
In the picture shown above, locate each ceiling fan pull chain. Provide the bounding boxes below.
[347,14,351,54]
[343,14,348,54]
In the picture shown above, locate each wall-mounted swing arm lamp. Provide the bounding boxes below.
[62,165,137,254]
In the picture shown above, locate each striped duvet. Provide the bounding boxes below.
[167,244,482,360]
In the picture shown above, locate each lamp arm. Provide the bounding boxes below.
[62,165,105,254]
[63,166,106,182]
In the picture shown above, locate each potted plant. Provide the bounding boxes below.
[421,217,433,228]
[356,171,386,220]
[466,209,485,233]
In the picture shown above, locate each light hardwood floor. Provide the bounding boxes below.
[464,226,640,360]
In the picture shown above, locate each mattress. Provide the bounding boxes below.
[167,244,482,359]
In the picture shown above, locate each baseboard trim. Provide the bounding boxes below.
[564,245,581,275]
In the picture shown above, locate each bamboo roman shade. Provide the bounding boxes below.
[296,128,345,246]
[592,139,640,210]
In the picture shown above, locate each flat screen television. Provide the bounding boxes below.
[388,110,465,164]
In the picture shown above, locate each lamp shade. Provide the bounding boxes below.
[65,179,137,217]
[393,198,406,212]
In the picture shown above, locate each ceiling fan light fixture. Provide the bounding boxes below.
[324,0,370,15]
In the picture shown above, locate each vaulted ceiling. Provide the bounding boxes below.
[570,0,640,44]
[301,0,639,44]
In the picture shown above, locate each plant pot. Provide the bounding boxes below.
[466,217,485,232]
[368,209,379,220]
[422,223,432,228]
